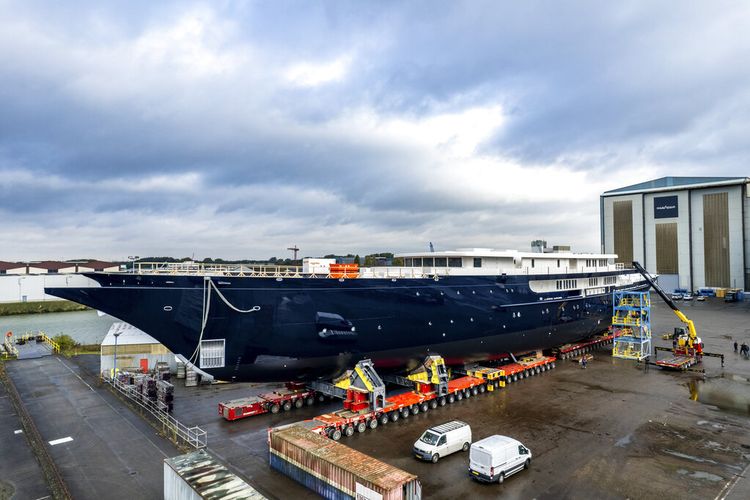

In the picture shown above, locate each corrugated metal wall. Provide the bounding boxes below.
[703,192,730,287]
[655,223,678,274]
[613,200,633,264]
[163,462,201,500]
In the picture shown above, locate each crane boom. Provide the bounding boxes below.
[631,261,698,346]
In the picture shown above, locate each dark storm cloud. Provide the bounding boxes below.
[1,1,749,259]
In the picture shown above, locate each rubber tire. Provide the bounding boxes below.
[305,396,314,406]
[294,398,303,408]
[420,402,429,412]
[456,391,463,401]
[283,401,292,411]
[401,408,410,418]
[379,414,389,425]
[439,396,447,406]
[356,422,367,433]
[498,472,505,484]
[317,394,326,402]
[431,454,439,464]
[448,394,455,404]
[270,404,280,414]
[471,387,478,395]
[369,418,378,429]
[462,442,470,452]
[331,429,342,441]
[411,405,419,415]
[479,384,486,393]
[524,459,530,469]
[429,399,438,409]
[344,426,354,437]
[552,362,556,369]
[465,389,472,398]
[390,412,399,422]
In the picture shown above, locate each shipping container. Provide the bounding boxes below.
[269,425,421,500]
[164,449,266,500]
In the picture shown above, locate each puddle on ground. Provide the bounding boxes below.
[615,433,632,447]
[676,469,724,482]
[664,449,718,464]
[687,377,750,415]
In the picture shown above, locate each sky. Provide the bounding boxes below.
[2,1,750,261]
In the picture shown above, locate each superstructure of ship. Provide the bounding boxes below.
[46,246,649,382]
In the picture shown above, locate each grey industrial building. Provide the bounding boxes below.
[600,176,750,292]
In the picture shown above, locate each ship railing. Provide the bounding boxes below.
[135,261,304,278]
[102,372,207,450]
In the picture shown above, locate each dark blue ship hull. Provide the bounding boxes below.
[46,271,648,382]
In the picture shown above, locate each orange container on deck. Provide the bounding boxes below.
[329,263,359,278]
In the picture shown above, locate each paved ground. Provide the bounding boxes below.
[4,297,750,499]
[3,356,180,499]
[161,299,750,500]
[0,381,51,500]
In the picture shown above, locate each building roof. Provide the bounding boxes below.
[602,176,748,196]
[0,261,24,271]
[101,322,163,346]
[29,261,73,270]
[164,449,265,499]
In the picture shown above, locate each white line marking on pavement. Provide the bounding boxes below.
[48,436,73,446]
[14,429,23,434]
[56,357,95,392]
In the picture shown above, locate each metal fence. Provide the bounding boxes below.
[102,374,207,450]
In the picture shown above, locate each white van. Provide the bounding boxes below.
[413,421,472,463]
[469,435,531,484]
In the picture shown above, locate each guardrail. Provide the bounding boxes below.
[102,374,207,450]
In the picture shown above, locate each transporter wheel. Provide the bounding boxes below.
[420,402,429,412]
[479,384,486,394]
[270,404,280,414]
[369,418,378,429]
[493,380,500,389]
[317,394,326,403]
[401,408,410,418]
[390,412,399,422]
[330,429,342,441]
[429,399,438,409]
[462,442,470,452]
[356,422,367,433]
[431,454,440,464]
[471,387,478,395]
[439,396,447,406]
[283,401,293,411]
[456,391,463,401]
[448,394,455,403]
[551,362,556,369]
[379,414,389,425]
[411,405,420,415]
[464,389,471,398]
[305,396,314,406]
[294,398,304,409]
[344,425,355,437]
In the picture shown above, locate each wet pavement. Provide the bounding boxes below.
[3,298,750,499]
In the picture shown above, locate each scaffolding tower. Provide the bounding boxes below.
[611,290,651,360]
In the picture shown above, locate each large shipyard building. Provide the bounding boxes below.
[600,176,750,292]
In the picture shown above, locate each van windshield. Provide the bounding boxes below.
[419,431,440,445]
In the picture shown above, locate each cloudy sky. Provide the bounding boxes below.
[2,1,750,261]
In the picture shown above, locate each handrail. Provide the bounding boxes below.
[102,373,207,450]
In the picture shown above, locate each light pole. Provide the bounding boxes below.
[113,331,121,377]
[17,277,26,302]
[128,255,140,274]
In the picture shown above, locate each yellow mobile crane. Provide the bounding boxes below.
[632,262,702,354]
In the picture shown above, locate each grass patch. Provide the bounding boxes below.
[0,300,89,316]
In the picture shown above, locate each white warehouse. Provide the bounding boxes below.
[600,176,750,292]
